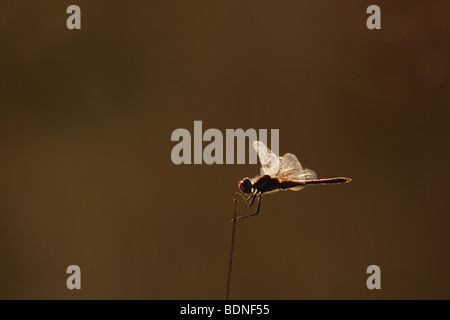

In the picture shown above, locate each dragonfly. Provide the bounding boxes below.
[232,141,351,222]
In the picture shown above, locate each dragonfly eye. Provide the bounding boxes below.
[239,178,253,194]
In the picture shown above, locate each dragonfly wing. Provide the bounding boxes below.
[277,153,304,180]
[299,168,317,181]
[253,141,280,176]
[288,168,317,191]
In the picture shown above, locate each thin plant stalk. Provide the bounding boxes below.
[226,193,239,300]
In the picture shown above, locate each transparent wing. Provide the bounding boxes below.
[288,168,317,191]
[276,153,304,180]
[253,141,280,176]
[299,168,317,181]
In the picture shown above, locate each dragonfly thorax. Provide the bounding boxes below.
[238,177,253,194]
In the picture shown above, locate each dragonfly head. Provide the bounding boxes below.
[238,177,253,194]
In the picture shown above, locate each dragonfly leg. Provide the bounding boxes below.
[231,193,262,222]
[234,191,257,207]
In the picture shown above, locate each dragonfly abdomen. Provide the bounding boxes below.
[304,177,351,185]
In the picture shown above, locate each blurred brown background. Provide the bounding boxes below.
[0,1,449,299]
